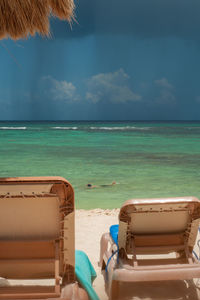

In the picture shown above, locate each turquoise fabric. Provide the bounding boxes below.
[75,250,100,300]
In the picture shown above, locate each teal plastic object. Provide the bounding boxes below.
[109,224,119,245]
[75,250,100,300]
[105,225,119,279]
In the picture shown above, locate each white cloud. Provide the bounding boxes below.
[154,77,176,104]
[86,69,142,103]
[154,78,173,89]
[42,76,79,102]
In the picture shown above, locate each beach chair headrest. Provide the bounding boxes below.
[0,177,74,240]
[118,197,200,252]
[119,197,200,225]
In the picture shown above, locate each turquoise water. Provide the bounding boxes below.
[0,121,200,209]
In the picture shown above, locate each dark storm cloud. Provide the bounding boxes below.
[51,0,200,40]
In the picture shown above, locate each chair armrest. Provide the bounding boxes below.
[99,232,117,269]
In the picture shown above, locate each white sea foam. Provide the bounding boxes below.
[51,127,78,130]
[0,127,27,130]
[89,126,151,130]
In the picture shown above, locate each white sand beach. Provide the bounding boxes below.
[76,209,119,300]
[76,209,200,300]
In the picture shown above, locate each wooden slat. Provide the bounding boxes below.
[128,263,200,271]
[0,293,60,299]
[134,245,185,254]
[0,286,60,299]
[136,258,188,266]
[0,259,54,263]
[134,233,184,247]
[0,241,55,259]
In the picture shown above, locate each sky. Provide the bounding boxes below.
[0,0,200,120]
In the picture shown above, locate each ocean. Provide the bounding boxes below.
[0,121,200,209]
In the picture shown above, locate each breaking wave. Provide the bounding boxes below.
[89,126,151,131]
[0,127,27,130]
[51,127,78,130]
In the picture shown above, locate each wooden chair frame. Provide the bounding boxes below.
[99,197,200,300]
[0,177,76,300]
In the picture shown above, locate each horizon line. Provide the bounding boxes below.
[0,120,200,122]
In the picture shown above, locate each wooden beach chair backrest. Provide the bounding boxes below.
[118,197,200,255]
[0,177,75,284]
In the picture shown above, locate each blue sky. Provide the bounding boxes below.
[0,0,200,120]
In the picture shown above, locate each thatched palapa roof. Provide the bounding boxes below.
[0,0,74,40]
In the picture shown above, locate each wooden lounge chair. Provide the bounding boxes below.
[99,197,200,299]
[0,177,89,300]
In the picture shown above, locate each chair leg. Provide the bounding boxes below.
[109,280,119,300]
[99,233,110,269]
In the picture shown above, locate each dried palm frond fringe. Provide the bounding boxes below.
[0,0,74,40]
